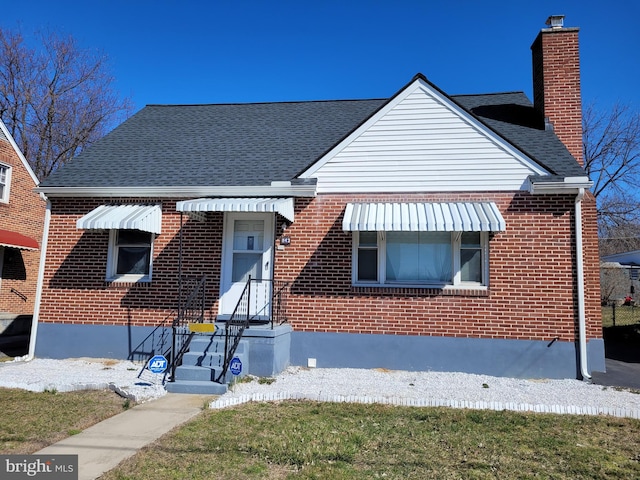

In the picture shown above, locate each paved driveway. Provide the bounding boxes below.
[591,328,640,390]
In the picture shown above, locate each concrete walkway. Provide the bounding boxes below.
[35,393,213,480]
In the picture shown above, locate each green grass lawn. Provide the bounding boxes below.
[3,386,640,478]
[0,388,131,454]
[101,401,640,480]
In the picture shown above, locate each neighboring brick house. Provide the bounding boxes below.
[0,119,45,347]
[33,16,604,381]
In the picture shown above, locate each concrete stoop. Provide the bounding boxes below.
[0,314,32,358]
[166,335,249,395]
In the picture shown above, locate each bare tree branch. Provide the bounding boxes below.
[0,27,133,180]
[584,102,640,241]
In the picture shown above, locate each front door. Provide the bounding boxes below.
[220,213,274,320]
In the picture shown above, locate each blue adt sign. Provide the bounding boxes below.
[148,355,168,374]
[229,357,242,376]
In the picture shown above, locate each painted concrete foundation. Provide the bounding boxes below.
[34,323,604,379]
[34,322,293,378]
[290,331,606,379]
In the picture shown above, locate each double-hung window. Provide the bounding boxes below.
[353,230,488,287]
[76,204,162,283]
[107,229,154,282]
[0,164,10,202]
[345,202,504,289]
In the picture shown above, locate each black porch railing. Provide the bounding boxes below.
[216,278,290,382]
[170,275,207,381]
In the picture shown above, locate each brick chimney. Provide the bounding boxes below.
[531,15,583,165]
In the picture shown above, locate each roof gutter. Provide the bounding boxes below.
[34,184,318,198]
[528,176,593,194]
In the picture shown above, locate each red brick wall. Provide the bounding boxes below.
[582,191,602,337]
[39,198,223,327]
[531,26,583,165]
[40,192,602,344]
[0,140,45,314]
[274,192,601,343]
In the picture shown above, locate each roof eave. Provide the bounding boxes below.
[35,184,318,198]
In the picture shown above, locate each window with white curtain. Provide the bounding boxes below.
[352,231,488,287]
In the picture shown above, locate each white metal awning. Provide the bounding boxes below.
[176,197,295,223]
[342,202,506,232]
[76,204,162,234]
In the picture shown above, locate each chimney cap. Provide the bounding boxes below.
[545,15,565,29]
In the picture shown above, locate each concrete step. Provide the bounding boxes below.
[0,314,32,336]
[167,333,250,394]
[165,380,228,395]
[182,351,224,368]
[175,364,218,382]
[189,336,246,354]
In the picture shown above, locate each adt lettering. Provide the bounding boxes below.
[150,359,166,369]
[148,355,168,373]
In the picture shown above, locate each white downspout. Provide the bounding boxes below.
[575,188,590,380]
[24,197,51,361]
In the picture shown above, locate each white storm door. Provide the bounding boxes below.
[220,213,274,319]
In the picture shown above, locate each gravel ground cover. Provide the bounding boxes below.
[2,359,640,418]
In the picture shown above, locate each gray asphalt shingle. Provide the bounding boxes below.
[39,87,586,189]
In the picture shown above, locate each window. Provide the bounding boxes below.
[107,230,154,282]
[0,164,10,202]
[352,231,488,287]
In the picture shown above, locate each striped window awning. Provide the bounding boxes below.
[76,205,162,234]
[342,202,505,232]
[176,197,295,223]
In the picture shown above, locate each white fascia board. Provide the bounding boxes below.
[528,176,593,194]
[299,76,550,179]
[35,184,317,198]
[0,120,40,186]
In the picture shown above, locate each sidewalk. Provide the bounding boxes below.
[35,393,213,480]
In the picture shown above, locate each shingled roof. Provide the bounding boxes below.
[39,80,586,190]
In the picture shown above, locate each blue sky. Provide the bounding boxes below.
[3,1,639,113]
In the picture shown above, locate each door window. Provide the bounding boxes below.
[231,220,264,282]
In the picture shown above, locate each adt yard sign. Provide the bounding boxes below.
[148,355,168,374]
[229,357,242,376]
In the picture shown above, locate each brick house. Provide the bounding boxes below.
[33,16,603,389]
[0,119,46,353]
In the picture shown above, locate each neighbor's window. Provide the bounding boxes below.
[107,229,154,282]
[352,231,488,287]
[0,164,10,202]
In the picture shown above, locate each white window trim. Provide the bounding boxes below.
[0,163,12,203]
[106,230,154,283]
[0,246,4,290]
[351,231,489,289]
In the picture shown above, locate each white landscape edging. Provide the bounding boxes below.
[209,391,640,419]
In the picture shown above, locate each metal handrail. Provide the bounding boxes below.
[270,280,290,328]
[216,277,291,382]
[170,275,207,381]
[217,276,252,382]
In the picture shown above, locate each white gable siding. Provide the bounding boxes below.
[304,83,548,194]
